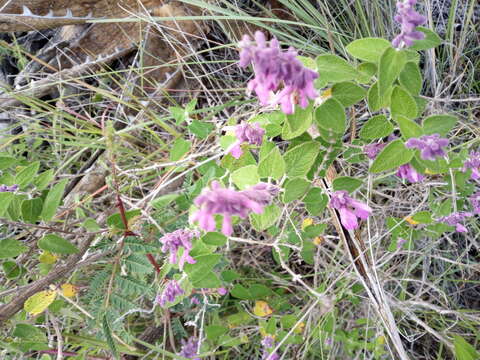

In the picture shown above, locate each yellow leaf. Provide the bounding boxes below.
[260,328,276,339]
[404,216,419,226]
[253,301,273,317]
[376,335,385,345]
[24,290,57,316]
[424,169,435,175]
[39,251,58,264]
[294,322,305,334]
[313,236,324,245]
[321,88,332,99]
[61,283,77,298]
[302,218,314,230]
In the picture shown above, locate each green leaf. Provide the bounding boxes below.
[331,82,366,107]
[13,324,46,342]
[250,204,281,231]
[15,161,40,189]
[33,169,55,191]
[422,115,458,136]
[6,194,26,221]
[202,232,227,246]
[394,115,423,139]
[378,48,407,97]
[315,98,346,139]
[411,211,432,224]
[0,156,16,170]
[151,193,179,210]
[409,27,442,51]
[359,115,394,140]
[38,234,79,254]
[231,165,260,190]
[284,142,321,177]
[282,104,313,140]
[230,284,252,300]
[0,238,28,259]
[332,176,363,192]
[0,192,15,217]
[346,38,392,63]
[102,314,119,360]
[206,325,229,341]
[188,120,214,139]
[367,82,391,112]
[453,335,479,360]
[357,62,377,83]
[399,62,422,95]
[390,86,418,119]
[40,179,68,222]
[21,197,43,224]
[106,209,141,230]
[258,147,285,180]
[3,261,24,279]
[169,138,191,161]
[283,178,310,203]
[370,139,414,173]
[316,54,359,83]
[192,271,222,288]
[303,187,328,216]
[184,254,222,284]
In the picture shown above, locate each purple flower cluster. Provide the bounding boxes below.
[438,212,472,233]
[463,151,480,180]
[470,192,480,214]
[392,0,427,48]
[405,134,449,161]
[159,229,199,270]
[191,181,278,236]
[177,337,200,360]
[261,336,279,360]
[396,163,425,183]
[156,280,184,307]
[239,31,318,114]
[229,122,265,159]
[0,184,18,192]
[330,190,372,230]
[364,143,386,160]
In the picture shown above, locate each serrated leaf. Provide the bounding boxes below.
[24,290,57,316]
[390,86,417,119]
[283,142,321,177]
[21,197,43,224]
[231,165,259,190]
[422,115,457,136]
[346,38,392,63]
[169,138,191,161]
[258,147,285,180]
[40,179,68,222]
[359,115,393,140]
[399,62,422,95]
[394,115,423,139]
[316,54,359,83]
[0,238,28,259]
[409,27,442,51]
[331,82,366,107]
[370,139,414,173]
[38,234,79,254]
[188,120,214,139]
[332,176,363,192]
[303,188,328,216]
[249,204,281,231]
[282,104,313,140]
[283,178,310,203]
[184,254,221,284]
[15,162,40,189]
[378,48,407,97]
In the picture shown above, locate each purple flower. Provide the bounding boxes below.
[463,151,480,180]
[229,122,265,159]
[191,181,271,236]
[217,287,228,296]
[396,238,407,249]
[470,192,480,214]
[239,31,318,114]
[159,229,199,271]
[405,134,449,161]
[438,212,472,233]
[330,190,372,230]
[241,183,279,206]
[392,0,427,48]
[396,163,425,183]
[156,280,184,307]
[190,296,201,305]
[364,143,386,160]
[262,336,279,360]
[178,337,200,360]
[0,184,18,192]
